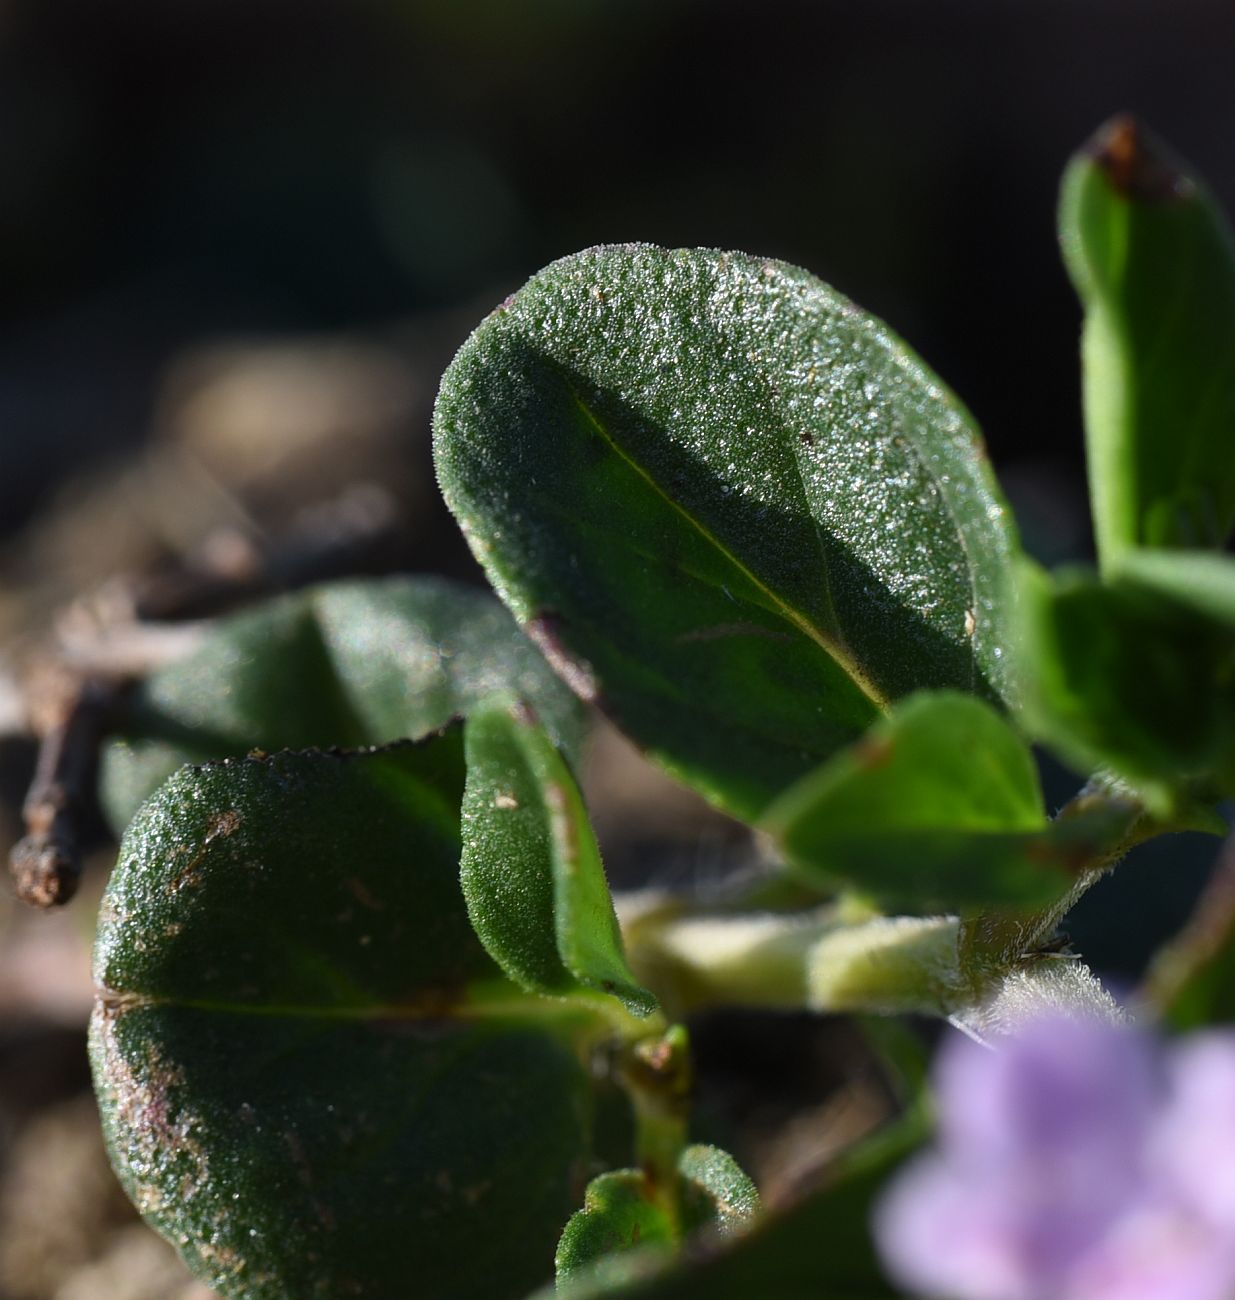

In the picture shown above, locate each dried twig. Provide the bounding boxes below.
[133,482,401,622]
[8,677,118,907]
[5,480,406,906]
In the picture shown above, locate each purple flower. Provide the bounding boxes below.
[874,1015,1235,1300]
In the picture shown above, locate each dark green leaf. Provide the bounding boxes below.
[762,692,1136,910]
[91,736,598,1300]
[434,245,1019,821]
[534,1114,922,1300]
[1112,548,1235,626]
[1019,559,1235,810]
[462,703,656,1017]
[1060,116,1235,566]
[556,1146,759,1292]
[100,576,584,830]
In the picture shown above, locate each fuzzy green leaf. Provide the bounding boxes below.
[462,703,656,1018]
[534,1117,919,1300]
[677,1145,762,1237]
[762,692,1136,910]
[434,245,1018,821]
[556,1171,675,1288]
[1060,116,1235,567]
[555,1146,759,1292]
[101,576,584,829]
[91,735,596,1300]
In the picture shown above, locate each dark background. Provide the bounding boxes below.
[3,0,1234,556]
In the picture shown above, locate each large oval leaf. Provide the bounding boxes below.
[101,575,584,829]
[91,735,596,1300]
[434,245,1019,819]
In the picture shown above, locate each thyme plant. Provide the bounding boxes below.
[88,116,1235,1299]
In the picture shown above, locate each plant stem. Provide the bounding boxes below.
[1139,828,1235,1018]
[957,780,1152,983]
[619,1024,692,1236]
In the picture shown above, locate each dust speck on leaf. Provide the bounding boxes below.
[206,810,243,840]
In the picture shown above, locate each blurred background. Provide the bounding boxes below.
[0,2,1232,1295]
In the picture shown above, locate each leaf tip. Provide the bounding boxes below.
[1086,114,1193,203]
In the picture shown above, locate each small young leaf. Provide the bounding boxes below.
[555,1146,759,1290]
[1060,117,1235,567]
[101,575,585,829]
[556,1170,676,1286]
[434,245,1019,821]
[536,1117,920,1300]
[462,703,656,1018]
[761,692,1136,910]
[677,1144,761,1236]
[92,735,597,1300]
[1019,560,1235,809]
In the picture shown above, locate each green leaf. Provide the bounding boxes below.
[1019,559,1235,809]
[556,1146,759,1292]
[677,1144,761,1236]
[434,244,1019,821]
[761,692,1136,910]
[1111,547,1235,626]
[462,703,656,1018]
[100,575,585,830]
[1060,116,1235,567]
[556,1170,678,1287]
[91,735,598,1300]
[534,1115,921,1300]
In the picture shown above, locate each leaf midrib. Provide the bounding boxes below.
[562,379,891,712]
[95,987,596,1024]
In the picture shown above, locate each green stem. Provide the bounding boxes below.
[623,897,965,1021]
[957,780,1154,985]
[1139,827,1235,1018]
[619,1024,692,1237]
